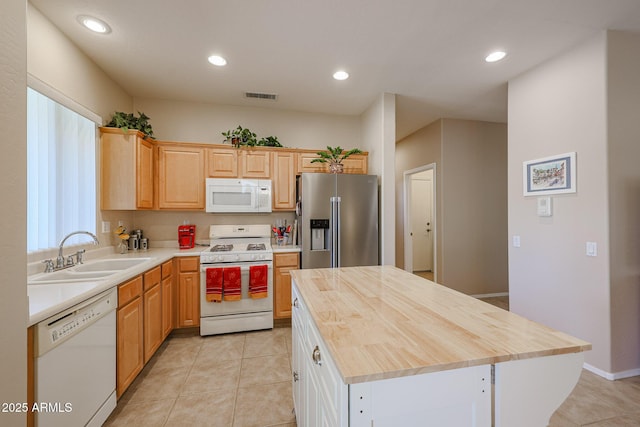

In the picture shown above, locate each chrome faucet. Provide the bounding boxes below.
[55,231,99,269]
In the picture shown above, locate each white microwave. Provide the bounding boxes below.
[205,178,272,213]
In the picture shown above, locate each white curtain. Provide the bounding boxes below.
[27,88,97,251]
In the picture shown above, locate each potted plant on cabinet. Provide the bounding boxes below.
[105,111,155,139]
[222,126,257,147]
[310,146,363,173]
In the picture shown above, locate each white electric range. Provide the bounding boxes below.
[199,224,273,336]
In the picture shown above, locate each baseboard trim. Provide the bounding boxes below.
[583,363,640,380]
[471,292,509,299]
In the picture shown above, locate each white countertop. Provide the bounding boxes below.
[27,247,202,327]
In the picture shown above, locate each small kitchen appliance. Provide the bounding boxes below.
[178,224,196,249]
[199,224,273,336]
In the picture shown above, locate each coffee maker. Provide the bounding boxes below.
[178,225,196,249]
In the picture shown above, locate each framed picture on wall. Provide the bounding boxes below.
[523,152,576,196]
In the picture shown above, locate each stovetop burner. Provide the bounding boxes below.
[246,243,266,251]
[210,244,233,252]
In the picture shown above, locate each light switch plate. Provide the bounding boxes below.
[513,235,521,248]
[101,221,110,233]
[586,242,597,257]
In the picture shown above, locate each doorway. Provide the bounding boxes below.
[404,164,436,281]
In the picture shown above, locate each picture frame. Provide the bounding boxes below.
[523,152,576,196]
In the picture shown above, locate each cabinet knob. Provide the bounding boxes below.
[293,371,299,382]
[312,345,322,366]
[292,298,299,308]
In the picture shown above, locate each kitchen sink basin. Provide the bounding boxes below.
[28,257,152,284]
[74,257,151,272]
[28,269,118,284]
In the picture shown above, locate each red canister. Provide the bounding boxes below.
[178,225,196,249]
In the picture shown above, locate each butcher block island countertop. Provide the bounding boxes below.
[290,265,591,385]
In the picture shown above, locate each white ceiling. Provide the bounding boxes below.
[30,0,640,140]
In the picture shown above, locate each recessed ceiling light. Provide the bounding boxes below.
[208,55,227,66]
[485,51,507,63]
[77,15,111,34]
[333,70,349,81]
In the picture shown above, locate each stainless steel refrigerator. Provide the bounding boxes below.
[297,173,379,269]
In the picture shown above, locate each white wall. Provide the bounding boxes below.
[0,0,27,423]
[508,33,611,371]
[133,97,361,149]
[27,5,131,121]
[607,31,640,375]
[360,93,396,265]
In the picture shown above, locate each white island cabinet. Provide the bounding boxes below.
[291,266,591,427]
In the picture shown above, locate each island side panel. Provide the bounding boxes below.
[349,365,492,427]
[494,352,584,427]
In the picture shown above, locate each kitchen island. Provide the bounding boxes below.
[290,265,591,427]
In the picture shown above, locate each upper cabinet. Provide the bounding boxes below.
[272,151,296,211]
[157,143,205,210]
[99,128,368,212]
[100,127,154,210]
[296,150,368,175]
[206,147,238,178]
[240,150,271,178]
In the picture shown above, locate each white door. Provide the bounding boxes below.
[411,172,433,272]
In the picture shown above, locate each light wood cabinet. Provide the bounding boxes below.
[272,151,297,211]
[296,151,368,175]
[240,149,271,178]
[177,257,200,328]
[157,144,205,209]
[143,266,162,363]
[274,252,299,319]
[206,147,238,177]
[117,276,144,397]
[100,127,154,210]
[161,260,173,339]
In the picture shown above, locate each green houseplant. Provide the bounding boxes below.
[222,126,283,148]
[106,111,155,139]
[311,146,363,173]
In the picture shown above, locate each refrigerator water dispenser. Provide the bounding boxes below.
[310,219,329,251]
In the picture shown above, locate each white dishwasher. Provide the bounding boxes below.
[35,287,117,427]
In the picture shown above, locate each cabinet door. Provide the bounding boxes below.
[178,271,200,328]
[161,261,173,339]
[274,267,294,319]
[117,296,143,397]
[272,151,296,211]
[143,283,163,363]
[206,147,238,178]
[342,154,368,174]
[136,137,155,208]
[296,151,368,175]
[158,145,205,209]
[240,150,271,178]
[100,128,154,210]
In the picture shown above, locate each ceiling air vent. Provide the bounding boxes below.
[244,91,278,101]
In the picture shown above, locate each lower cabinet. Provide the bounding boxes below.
[116,259,177,397]
[274,252,299,319]
[161,260,173,339]
[177,256,200,328]
[117,276,144,398]
[143,266,162,363]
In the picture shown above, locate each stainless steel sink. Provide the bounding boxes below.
[28,257,151,284]
[74,257,151,272]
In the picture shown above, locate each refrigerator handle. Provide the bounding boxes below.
[330,196,341,268]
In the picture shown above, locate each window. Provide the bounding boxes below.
[27,87,97,252]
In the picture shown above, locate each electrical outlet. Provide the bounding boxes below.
[101,221,110,233]
[513,235,521,248]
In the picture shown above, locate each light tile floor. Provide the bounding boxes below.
[105,296,640,426]
[104,327,296,427]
